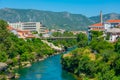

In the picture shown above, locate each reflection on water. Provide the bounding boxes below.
[18,47,78,80]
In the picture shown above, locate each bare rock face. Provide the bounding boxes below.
[0,62,8,72]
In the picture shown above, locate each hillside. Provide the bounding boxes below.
[0,8,93,30]
[90,13,120,23]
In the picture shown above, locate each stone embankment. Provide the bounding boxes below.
[41,40,63,51]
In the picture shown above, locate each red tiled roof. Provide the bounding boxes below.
[25,35,35,38]
[7,26,15,30]
[106,20,120,23]
[90,23,103,27]
[17,30,30,33]
[7,26,35,38]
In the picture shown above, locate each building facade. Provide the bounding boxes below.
[104,20,120,30]
[88,23,104,31]
[9,22,46,34]
[7,26,35,39]
[89,19,120,42]
[106,28,120,42]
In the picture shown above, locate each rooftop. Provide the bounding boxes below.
[106,20,120,23]
[90,23,103,27]
[107,28,120,33]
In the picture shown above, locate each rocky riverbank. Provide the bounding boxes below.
[0,50,65,80]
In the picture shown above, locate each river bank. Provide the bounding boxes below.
[17,46,78,80]
[0,38,76,80]
[0,49,65,80]
[0,42,74,80]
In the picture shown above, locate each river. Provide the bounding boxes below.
[18,47,78,80]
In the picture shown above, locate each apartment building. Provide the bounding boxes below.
[104,20,120,30]
[9,22,46,34]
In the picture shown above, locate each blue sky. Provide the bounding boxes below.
[0,0,119,17]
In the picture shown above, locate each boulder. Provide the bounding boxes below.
[0,62,8,72]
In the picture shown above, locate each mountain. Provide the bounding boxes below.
[90,13,120,23]
[0,8,93,30]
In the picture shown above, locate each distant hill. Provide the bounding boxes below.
[89,13,120,23]
[0,8,93,30]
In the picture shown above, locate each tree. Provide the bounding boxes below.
[115,39,120,53]
[77,33,88,47]
[90,40,114,53]
[0,52,8,62]
[90,31,103,40]
[0,20,9,42]
[52,32,62,37]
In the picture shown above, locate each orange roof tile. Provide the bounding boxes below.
[25,35,35,38]
[16,29,30,32]
[7,25,35,39]
[7,26,15,30]
[90,23,103,27]
[106,20,120,23]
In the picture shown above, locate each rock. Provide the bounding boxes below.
[38,58,44,61]
[15,73,20,79]
[25,64,31,67]
[6,73,15,79]
[0,75,6,79]
[21,61,31,67]
[6,59,13,65]
[0,62,8,72]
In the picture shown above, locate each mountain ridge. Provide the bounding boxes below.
[0,8,93,30]
[89,13,120,23]
[0,8,120,30]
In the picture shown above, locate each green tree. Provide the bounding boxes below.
[0,20,9,42]
[115,39,120,53]
[77,33,88,47]
[52,32,62,37]
[0,52,8,62]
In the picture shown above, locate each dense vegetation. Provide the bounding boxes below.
[0,8,93,30]
[61,31,120,80]
[48,32,88,50]
[48,31,77,48]
[0,20,55,62]
[0,20,55,79]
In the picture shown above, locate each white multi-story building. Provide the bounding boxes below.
[106,28,120,42]
[104,20,120,30]
[9,22,46,34]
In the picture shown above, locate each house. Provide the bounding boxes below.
[88,11,120,42]
[106,20,120,27]
[7,26,35,39]
[89,21,120,42]
[88,11,104,31]
[88,23,104,31]
[106,28,120,42]
[104,20,120,30]
[17,30,35,39]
